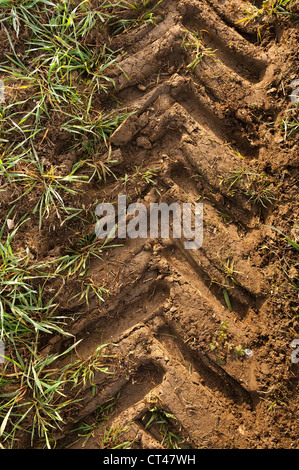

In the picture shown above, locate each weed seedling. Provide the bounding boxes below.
[183,30,217,72]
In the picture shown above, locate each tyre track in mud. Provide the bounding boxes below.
[55,0,280,448]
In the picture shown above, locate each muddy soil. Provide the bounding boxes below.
[1,0,298,449]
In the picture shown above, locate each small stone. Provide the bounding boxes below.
[244,348,253,358]
[7,218,14,230]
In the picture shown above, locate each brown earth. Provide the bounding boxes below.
[1,0,298,449]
